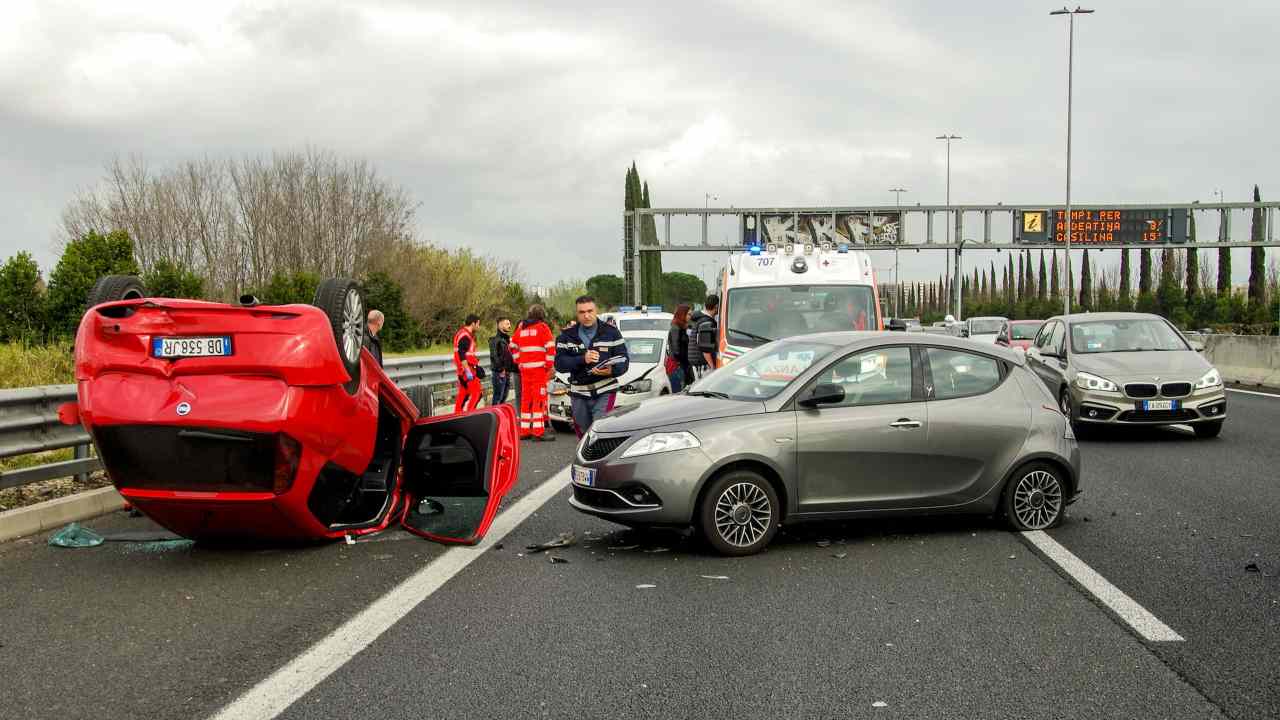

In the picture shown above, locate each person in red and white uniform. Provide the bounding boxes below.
[452,314,484,413]
[510,305,556,440]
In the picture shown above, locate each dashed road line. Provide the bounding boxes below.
[209,466,572,720]
[1022,529,1185,643]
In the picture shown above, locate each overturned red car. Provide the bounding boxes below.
[61,275,518,544]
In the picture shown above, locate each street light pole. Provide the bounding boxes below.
[1052,6,1093,319]
[936,134,961,318]
[889,187,908,318]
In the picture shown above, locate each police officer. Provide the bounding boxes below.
[554,295,629,436]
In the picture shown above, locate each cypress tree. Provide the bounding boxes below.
[1119,248,1132,309]
[1249,185,1266,308]
[1139,248,1153,294]
[1050,252,1060,299]
[1038,251,1048,301]
[1016,253,1025,300]
[1217,201,1232,294]
[639,180,664,305]
[1079,249,1092,310]
[1186,210,1199,303]
[972,268,979,304]
[1007,255,1016,303]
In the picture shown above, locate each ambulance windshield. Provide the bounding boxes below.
[726,285,876,349]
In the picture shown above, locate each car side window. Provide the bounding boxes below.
[926,348,1003,400]
[1051,322,1066,355]
[811,346,914,407]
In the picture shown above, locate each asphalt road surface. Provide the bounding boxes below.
[2,390,1277,720]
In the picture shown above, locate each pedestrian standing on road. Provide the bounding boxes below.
[666,303,692,393]
[489,316,517,406]
[452,314,485,413]
[511,305,556,441]
[554,295,630,437]
[687,294,720,375]
[364,309,385,367]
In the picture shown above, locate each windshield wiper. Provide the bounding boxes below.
[687,390,731,399]
[727,327,772,343]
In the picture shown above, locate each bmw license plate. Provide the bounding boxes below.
[152,336,233,359]
[571,465,596,487]
[1140,399,1178,412]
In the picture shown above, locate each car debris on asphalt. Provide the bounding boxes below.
[525,531,576,553]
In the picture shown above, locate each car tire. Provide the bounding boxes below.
[86,275,146,308]
[697,469,780,556]
[1002,462,1067,531]
[405,384,434,418]
[312,278,366,395]
[1193,420,1223,439]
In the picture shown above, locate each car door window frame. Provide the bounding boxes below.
[794,344,921,409]
[920,345,1011,401]
[1032,321,1055,351]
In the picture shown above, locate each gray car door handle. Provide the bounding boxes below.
[889,419,921,429]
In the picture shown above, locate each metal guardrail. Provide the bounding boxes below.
[0,352,488,493]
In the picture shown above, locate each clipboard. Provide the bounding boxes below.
[588,356,627,373]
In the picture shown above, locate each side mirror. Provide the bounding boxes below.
[960,328,970,338]
[799,383,845,408]
[996,336,1009,346]
[1189,340,1205,353]
[888,319,908,332]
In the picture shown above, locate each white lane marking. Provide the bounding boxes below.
[210,467,571,720]
[1021,530,1184,643]
[1227,387,1279,398]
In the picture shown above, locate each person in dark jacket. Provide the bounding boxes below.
[489,316,517,406]
[667,304,693,392]
[364,309,384,367]
[554,295,629,436]
[687,294,720,376]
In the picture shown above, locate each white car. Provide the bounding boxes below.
[963,316,1009,344]
[549,312,675,429]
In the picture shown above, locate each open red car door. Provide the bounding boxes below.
[399,404,519,545]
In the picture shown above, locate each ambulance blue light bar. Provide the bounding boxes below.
[747,244,763,255]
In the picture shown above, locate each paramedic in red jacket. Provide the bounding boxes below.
[510,305,556,440]
[452,314,484,413]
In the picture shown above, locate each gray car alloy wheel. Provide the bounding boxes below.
[341,288,365,365]
[714,481,772,548]
[1011,469,1063,530]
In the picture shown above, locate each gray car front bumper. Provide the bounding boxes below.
[567,438,712,526]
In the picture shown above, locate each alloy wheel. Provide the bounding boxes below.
[1012,469,1063,530]
[341,288,365,364]
[714,482,772,548]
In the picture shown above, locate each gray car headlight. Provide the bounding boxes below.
[1194,368,1222,390]
[620,431,700,459]
[1074,371,1118,392]
[621,379,653,394]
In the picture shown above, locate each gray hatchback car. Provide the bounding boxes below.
[1024,312,1227,438]
[569,333,1082,555]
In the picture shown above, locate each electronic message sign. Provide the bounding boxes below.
[1017,208,1187,245]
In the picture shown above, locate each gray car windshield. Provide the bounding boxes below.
[618,318,669,331]
[726,285,876,348]
[625,337,663,363]
[969,319,1004,335]
[1010,322,1042,340]
[1070,319,1188,354]
[692,340,835,401]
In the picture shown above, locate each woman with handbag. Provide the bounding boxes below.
[666,304,693,393]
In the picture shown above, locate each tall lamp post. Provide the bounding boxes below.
[1051,6,1093,318]
[936,134,961,318]
[889,187,908,317]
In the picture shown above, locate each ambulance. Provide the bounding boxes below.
[715,241,883,363]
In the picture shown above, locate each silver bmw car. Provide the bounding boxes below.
[569,332,1082,556]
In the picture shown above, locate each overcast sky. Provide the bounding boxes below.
[3,0,1278,292]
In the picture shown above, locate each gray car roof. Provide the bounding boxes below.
[790,331,1028,366]
[1044,311,1172,323]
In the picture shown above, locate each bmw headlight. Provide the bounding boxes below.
[621,379,653,394]
[620,431,700,459]
[1074,371,1118,392]
[1194,368,1222,390]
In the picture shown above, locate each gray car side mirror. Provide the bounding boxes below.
[799,383,845,408]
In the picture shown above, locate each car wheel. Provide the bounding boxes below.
[698,470,779,556]
[1003,462,1067,531]
[1193,420,1223,439]
[405,384,434,418]
[312,278,365,395]
[86,275,146,307]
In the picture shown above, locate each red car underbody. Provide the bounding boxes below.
[63,298,518,544]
